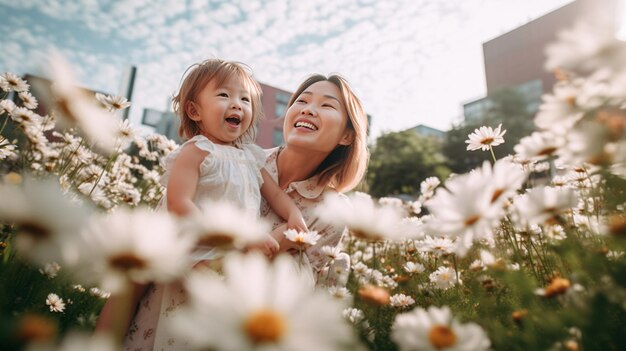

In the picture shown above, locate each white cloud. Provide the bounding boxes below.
[0,0,576,138]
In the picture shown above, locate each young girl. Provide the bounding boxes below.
[96,58,307,349]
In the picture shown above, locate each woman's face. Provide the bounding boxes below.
[283,81,351,153]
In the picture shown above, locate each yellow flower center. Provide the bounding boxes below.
[464,215,480,226]
[197,233,235,247]
[243,309,286,345]
[491,188,504,203]
[18,221,50,240]
[537,147,557,156]
[109,252,147,271]
[429,325,457,349]
[609,215,626,236]
[544,277,571,297]
[480,137,494,145]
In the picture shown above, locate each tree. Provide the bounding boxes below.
[442,88,536,174]
[366,131,450,198]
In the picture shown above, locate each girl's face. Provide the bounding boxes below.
[188,75,253,145]
[283,81,352,153]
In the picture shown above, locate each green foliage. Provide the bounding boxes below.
[0,241,105,350]
[367,131,450,198]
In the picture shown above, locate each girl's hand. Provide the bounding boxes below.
[246,235,279,258]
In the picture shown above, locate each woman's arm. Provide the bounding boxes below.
[260,168,308,232]
[166,143,207,217]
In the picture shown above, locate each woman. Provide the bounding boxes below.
[261,74,369,284]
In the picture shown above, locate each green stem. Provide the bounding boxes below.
[452,254,460,286]
[489,145,497,163]
[0,114,9,135]
[524,240,543,283]
[89,153,117,197]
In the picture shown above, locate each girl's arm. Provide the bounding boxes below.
[95,282,149,334]
[260,168,308,232]
[166,143,207,217]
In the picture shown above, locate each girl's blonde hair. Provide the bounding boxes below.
[172,59,263,143]
[287,74,369,192]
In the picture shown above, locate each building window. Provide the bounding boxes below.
[275,92,290,118]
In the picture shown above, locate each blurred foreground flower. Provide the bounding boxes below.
[39,54,119,153]
[514,186,578,226]
[0,177,92,266]
[186,200,270,257]
[316,192,404,241]
[391,306,490,351]
[26,332,115,351]
[76,207,193,293]
[425,164,505,256]
[172,253,355,351]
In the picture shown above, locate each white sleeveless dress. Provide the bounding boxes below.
[123,135,266,351]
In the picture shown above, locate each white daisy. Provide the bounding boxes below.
[465,123,506,151]
[429,266,461,290]
[46,293,65,313]
[534,80,584,134]
[545,19,626,75]
[328,286,353,304]
[424,169,504,256]
[316,192,404,242]
[379,196,404,208]
[514,186,578,226]
[18,91,38,110]
[89,287,111,299]
[403,261,425,274]
[0,137,17,160]
[390,293,416,308]
[420,176,441,196]
[320,245,342,261]
[343,307,367,325]
[171,253,354,351]
[480,159,527,207]
[283,229,321,249]
[392,306,490,351]
[0,99,16,115]
[418,236,457,257]
[1,72,29,92]
[323,253,351,287]
[397,217,426,240]
[514,131,564,161]
[115,118,136,149]
[10,106,42,127]
[77,207,193,293]
[559,118,617,166]
[95,92,131,112]
[39,262,61,279]
[410,200,422,215]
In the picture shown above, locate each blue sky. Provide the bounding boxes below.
[0,0,574,138]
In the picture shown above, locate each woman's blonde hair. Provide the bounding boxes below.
[287,74,369,192]
[172,58,263,143]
